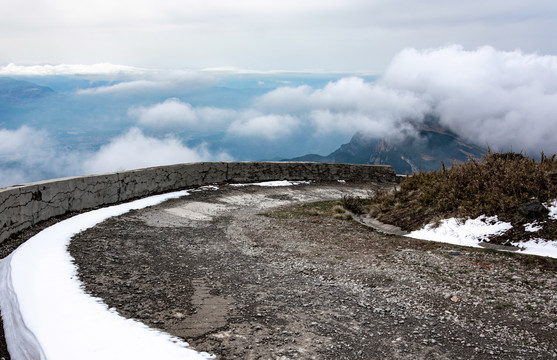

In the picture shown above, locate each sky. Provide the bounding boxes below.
[1,1,557,187]
[2,0,557,73]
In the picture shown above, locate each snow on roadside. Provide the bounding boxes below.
[407,215,513,248]
[0,189,215,360]
[229,180,311,187]
[0,180,311,359]
[512,239,557,258]
[407,199,557,259]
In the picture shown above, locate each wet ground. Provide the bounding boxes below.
[2,181,557,359]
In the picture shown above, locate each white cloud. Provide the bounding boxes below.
[312,77,426,116]
[0,126,81,187]
[255,85,314,113]
[0,126,51,186]
[227,113,300,140]
[250,45,557,154]
[255,77,427,137]
[129,98,235,130]
[308,110,416,139]
[0,63,215,95]
[0,126,49,161]
[380,45,557,153]
[0,126,233,187]
[200,67,332,75]
[4,45,557,186]
[75,71,215,94]
[82,128,231,174]
[129,99,197,128]
[0,63,146,77]
[76,80,166,95]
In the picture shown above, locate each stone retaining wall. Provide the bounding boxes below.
[0,162,397,244]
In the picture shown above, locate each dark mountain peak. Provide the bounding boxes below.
[288,117,485,174]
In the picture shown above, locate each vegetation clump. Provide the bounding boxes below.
[371,151,557,240]
[341,194,368,215]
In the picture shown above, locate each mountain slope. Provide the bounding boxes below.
[289,121,485,174]
[0,77,55,104]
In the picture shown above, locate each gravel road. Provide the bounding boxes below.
[2,181,557,359]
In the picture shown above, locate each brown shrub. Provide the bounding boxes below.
[371,151,557,231]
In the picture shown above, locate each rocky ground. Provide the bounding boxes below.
[2,181,557,359]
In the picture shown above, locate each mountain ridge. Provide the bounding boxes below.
[288,120,486,174]
[0,77,55,104]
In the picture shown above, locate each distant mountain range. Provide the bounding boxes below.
[288,118,486,174]
[0,77,55,104]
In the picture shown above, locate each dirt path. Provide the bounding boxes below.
[3,182,557,359]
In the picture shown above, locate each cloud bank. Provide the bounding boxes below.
[129,99,301,141]
[0,63,146,77]
[0,63,216,96]
[227,113,300,140]
[83,128,232,174]
[126,46,557,155]
[0,126,80,186]
[129,98,235,130]
[76,70,215,95]
[256,77,426,137]
[380,45,557,152]
[250,45,557,154]
[0,126,231,187]
[3,45,557,187]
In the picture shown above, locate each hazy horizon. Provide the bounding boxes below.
[2,1,557,187]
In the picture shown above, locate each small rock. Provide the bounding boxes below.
[451,296,459,303]
[518,199,549,219]
[173,312,185,319]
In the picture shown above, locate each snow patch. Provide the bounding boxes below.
[524,221,543,232]
[512,239,557,258]
[0,190,215,360]
[546,199,557,220]
[229,180,311,187]
[407,212,557,259]
[407,215,512,248]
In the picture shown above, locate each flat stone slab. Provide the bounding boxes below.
[354,215,408,236]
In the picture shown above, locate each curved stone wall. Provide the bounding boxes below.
[0,161,397,244]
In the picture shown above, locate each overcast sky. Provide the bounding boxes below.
[2,0,557,72]
[2,0,557,186]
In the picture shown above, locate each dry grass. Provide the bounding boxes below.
[340,194,368,215]
[372,151,557,236]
